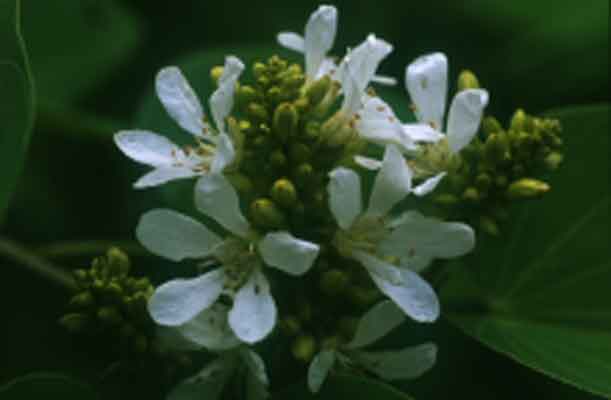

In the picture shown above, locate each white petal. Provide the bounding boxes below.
[209,56,244,133]
[259,232,319,276]
[277,32,305,52]
[210,133,235,174]
[356,97,416,152]
[367,145,412,217]
[308,350,336,393]
[402,123,445,143]
[352,250,403,286]
[228,270,277,343]
[195,174,251,238]
[168,357,234,400]
[136,209,222,261]
[369,268,440,322]
[347,301,406,349]
[304,5,338,77]
[356,342,437,380]
[405,52,448,129]
[327,167,363,230]
[134,167,198,189]
[316,57,339,80]
[114,130,183,167]
[371,74,397,86]
[354,155,383,171]
[380,211,475,261]
[176,304,240,351]
[446,89,489,153]
[148,269,225,326]
[412,172,446,197]
[156,67,206,136]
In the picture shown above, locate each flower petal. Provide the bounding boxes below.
[156,67,206,136]
[228,269,277,344]
[114,130,184,167]
[369,268,439,322]
[210,133,235,174]
[209,56,245,133]
[148,269,225,326]
[352,250,403,286]
[446,88,489,153]
[356,97,416,152]
[367,145,412,217]
[354,155,383,171]
[308,350,336,393]
[405,52,448,129]
[371,74,397,86]
[134,167,198,189]
[327,167,363,230]
[176,304,240,351]
[347,300,406,349]
[195,174,250,238]
[356,342,437,380]
[412,172,446,197]
[277,32,305,52]
[136,209,222,261]
[304,5,338,77]
[259,231,320,276]
[402,123,445,143]
[379,211,475,262]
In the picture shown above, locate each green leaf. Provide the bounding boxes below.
[0,0,35,221]
[22,0,142,104]
[0,373,98,399]
[276,374,414,400]
[441,104,610,397]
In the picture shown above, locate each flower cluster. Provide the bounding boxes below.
[115,5,486,398]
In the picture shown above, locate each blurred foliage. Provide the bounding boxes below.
[0,0,608,399]
[0,373,98,399]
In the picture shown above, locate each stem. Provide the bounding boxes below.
[0,236,76,291]
[36,240,148,259]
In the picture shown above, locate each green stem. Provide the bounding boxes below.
[36,240,148,259]
[0,236,76,291]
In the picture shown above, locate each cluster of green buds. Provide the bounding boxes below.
[59,248,191,380]
[414,71,563,236]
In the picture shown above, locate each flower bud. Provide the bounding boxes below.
[305,75,332,107]
[457,69,480,91]
[271,179,298,208]
[294,163,314,187]
[462,187,480,202]
[485,133,509,163]
[482,116,503,136]
[273,102,298,140]
[507,178,550,199]
[246,102,269,122]
[105,247,131,277]
[70,291,94,308]
[97,306,123,326]
[292,335,317,363]
[236,85,258,108]
[269,149,287,169]
[433,193,459,206]
[210,65,224,84]
[250,198,286,229]
[252,62,266,79]
[544,152,563,171]
[319,269,350,295]
[510,109,527,131]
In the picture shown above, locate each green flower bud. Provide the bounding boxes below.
[294,163,314,187]
[292,335,317,363]
[269,149,287,169]
[319,269,350,295]
[250,198,286,229]
[507,178,550,199]
[457,69,480,91]
[246,102,269,122]
[480,216,500,236]
[510,109,527,131]
[462,187,480,202]
[72,269,88,283]
[475,173,492,191]
[105,247,131,277]
[305,75,332,107]
[544,152,564,170]
[70,291,94,308]
[59,313,90,334]
[485,133,509,163]
[294,97,310,113]
[97,306,123,326]
[252,62,266,79]
[273,102,298,140]
[280,316,301,336]
[271,179,298,208]
[236,85,258,108]
[210,65,224,84]
[482,116,503,136]
[433,193,460,206]
[304,121,321,140]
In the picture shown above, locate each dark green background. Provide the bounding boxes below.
[1,0,608,399]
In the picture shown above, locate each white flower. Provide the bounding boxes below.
[114,56,244,188]
[278,6,396,86]
[138,173,320,344]
[307,301,437,393]
[328,145,474,322]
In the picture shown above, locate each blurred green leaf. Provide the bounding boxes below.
[277,374,414,400]
[441,104,610,397]
[0,0,35,221]
[0,372,98,399]
[22,0,142,105]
